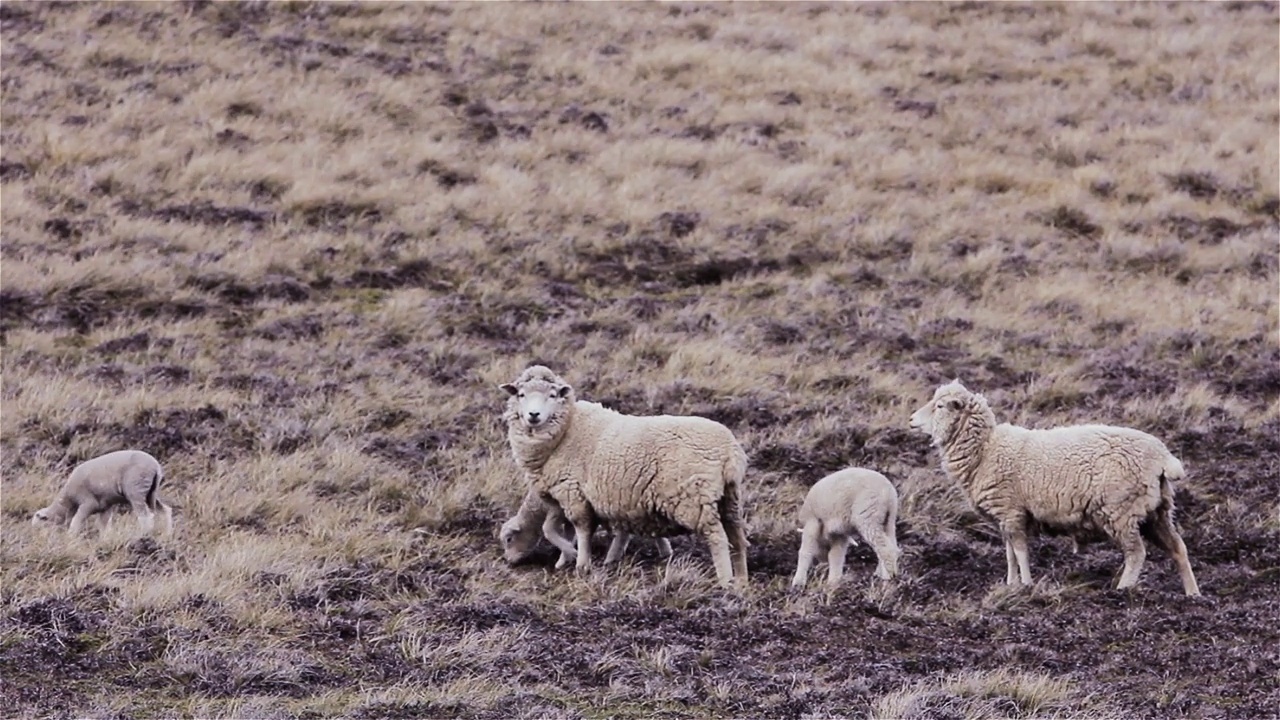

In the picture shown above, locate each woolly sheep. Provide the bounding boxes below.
[499,487,674,568]
[909,380,1200,596]
[31,450,174,536]
[500,365,750,588]
[792,467,901,589]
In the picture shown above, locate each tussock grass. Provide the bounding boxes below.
[2,2,1276,718]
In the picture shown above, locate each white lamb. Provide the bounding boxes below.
[792,467,901,589]
[31,449,174,536]
[910,380,1200,596]
[500,365,750,588]
[499,487,674,568]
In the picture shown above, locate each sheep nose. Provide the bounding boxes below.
[527,412,541,424]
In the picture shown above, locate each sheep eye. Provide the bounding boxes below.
[517,392,525,399]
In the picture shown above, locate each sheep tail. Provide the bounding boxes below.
[146,466,163,510]
[718,444,750,547]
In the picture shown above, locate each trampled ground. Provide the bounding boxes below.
[1,2,1278,718]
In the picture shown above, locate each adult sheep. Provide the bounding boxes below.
[499,487,674,568]
[31,449,174,536]
[910,379,1200,596]
[500,365,749,588]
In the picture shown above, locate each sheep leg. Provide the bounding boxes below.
[727,524,749,585]
[702,521,734,588]
[158,503,174,536]
[865,526,899,580]
[1115,524,1148,590]
[1150,513,1200,597]
[541,512,578,569]
[573,524,595,573]
[604,533,631,565]
[826,536,850,587]
[1003,541,1019,585]
[655,538,673,560]
[1001,519,1033,585]
[791,519,822,589]
[130,499,156,534]
[67,503,98,535]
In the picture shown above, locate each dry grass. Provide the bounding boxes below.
[2,2,1278,718]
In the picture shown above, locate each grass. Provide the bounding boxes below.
[2,1,1278,718]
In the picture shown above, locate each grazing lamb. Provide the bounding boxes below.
[499,487,673,568]
[31,450,174,536]
[500,365,750,588]
[792,467,901,589]
[909,380,1200,596]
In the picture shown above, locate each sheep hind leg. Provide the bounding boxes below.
[727,523,749,585]
[791,519,822,589]
[158,503,174,536]
[826,537,850,587]
[655,538,673,560]
[1001,519,1033,585]
[131,499,156,535]
[1148,512,1201,597]
[1114,525,1147,591]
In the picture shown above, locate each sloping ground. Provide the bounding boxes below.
[1,2,1277,718]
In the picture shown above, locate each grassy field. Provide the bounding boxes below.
[2,2,1278,718]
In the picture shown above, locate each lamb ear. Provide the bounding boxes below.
[500,383,519,396]
[555,384,572,399]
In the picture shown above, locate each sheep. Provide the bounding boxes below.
[792,467,901,589]
[909,379,1200,596]
[500,365,749,588]
[31,449,174,536]
[499,487,674,568]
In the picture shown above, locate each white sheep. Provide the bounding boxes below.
[909,380,1200,596]
[31,449,174,536]
[792,467,901,589]
[499,487,674,568]
[500,365,750,588]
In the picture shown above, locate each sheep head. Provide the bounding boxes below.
[910,379,995,445]
[500,365,576,435]
[499,514,541,564]
[31,505,67,528]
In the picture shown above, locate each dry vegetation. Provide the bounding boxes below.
[2,1,1278,718]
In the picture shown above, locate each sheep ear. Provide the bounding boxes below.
[500,383,519,396]
[556,384,572,399]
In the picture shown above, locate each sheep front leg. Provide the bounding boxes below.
[573,524,595,573]
[604,532,631,565]
[1003,542,1019,585]
[67,503,98,535]
[791,519,822,589]
[541,511,578,569]
[1115,524,1147,591]
[1001,518,1033,585]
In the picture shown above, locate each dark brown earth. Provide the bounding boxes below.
[2,2,1278,719]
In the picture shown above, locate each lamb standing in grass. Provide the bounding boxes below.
[792,467,901,589]
[31,450,174,536]
[500,487,673,568]
[909,380,1200,596]
[500,365,749,588]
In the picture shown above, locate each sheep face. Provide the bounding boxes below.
[500,370,574,433]
[499,515,541,563]
[910,379,976,442]
[31,506,66,527]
